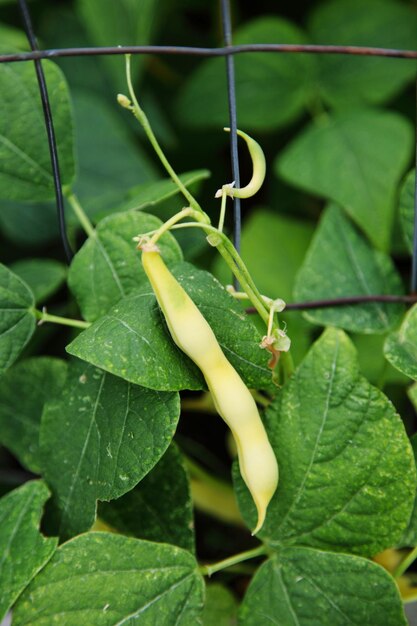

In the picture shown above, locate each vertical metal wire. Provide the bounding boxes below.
[220,0,242,262]
[411,78,417,293]
[18,0,73,263]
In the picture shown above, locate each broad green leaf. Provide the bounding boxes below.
[0,200,58,246]
[113,169,211,215]
[77,0,161,89]
[13,532,204,625]
[40,359,179,539]
[10,259,66,304]
[0,61,74,201]
[276,110,413,250]
[212,209,314,364]
[71,91,157,218]
[384,304,417,380]
[399,430,417,547]
[99,444,194,552]
[0,481,57,622]
[239,548,406,625]
[236,328,415,555]
[202,584,238,626]
[0,264,36,374]
[0,357,67,473]
[176,17,314,130]
[309,0,417,108]
[67,263,272,392]
[68,211,182,322]
[294,204,404,333]
[0,22,28,50]
[399,169,415,254]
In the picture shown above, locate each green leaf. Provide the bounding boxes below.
[202,584,238,626]
[309,0,417,108]
[0,480,57,623]
[399,169,415,254]
[176,17,314,130]
[0,357,67,473]
[294,204,405,333]
[276,110,413,250]
[0,22,29,50]
[0,264,36,374]
[99,443,194,552]
[68,211,182,322]
[236,328,415,555]
[10,259,67,304]
[77,0,162,89]
[13,532,204,625]
[40,359,180,539]
[71,91,157,218]
[0,60,74,201]
[384,304,417,380]
[0,200,58,246]
[399,430,417,547]
[67,263,272,392]
[239,548,406,625]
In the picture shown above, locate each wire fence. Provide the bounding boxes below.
[9,0,417,310]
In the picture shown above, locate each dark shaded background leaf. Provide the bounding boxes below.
[0,61,74,201]
[177,17,314,130]
[0,357,67,473]
[276,110,413,250]
[309,0,417,108]
[294,204,404,333]
[99,443,194,552]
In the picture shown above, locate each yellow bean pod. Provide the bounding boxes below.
[215,128,266,199]
[141,247,278,533]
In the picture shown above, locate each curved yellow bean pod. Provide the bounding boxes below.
[141,248,278,534]
[215,128,266,199]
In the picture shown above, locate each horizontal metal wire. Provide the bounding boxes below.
[247,294,417,313]
[2,43,417,64]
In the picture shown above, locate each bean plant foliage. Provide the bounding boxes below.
[2,1,417,625]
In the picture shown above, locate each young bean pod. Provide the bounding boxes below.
[215,128,266,200]
[141,245,278,534]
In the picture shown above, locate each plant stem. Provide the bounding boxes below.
[34,308,90,329]
[199,545,267,577]
[394,546,417,578]
[216,242,270,326]
[217,189,228,232]
[184,455,243,526]
[66,192,95,238]
[124,55,209,222]
[149,207,200,244]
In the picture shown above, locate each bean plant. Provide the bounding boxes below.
[2,0,417,624]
